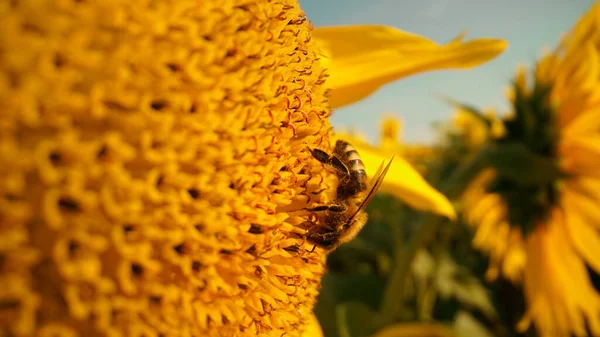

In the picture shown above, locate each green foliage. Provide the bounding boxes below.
[336,302,378,337]
[508,82,556,156]
[314,192,529,337]
[480,142,563,186]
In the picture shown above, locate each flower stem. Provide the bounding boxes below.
[377,150,485,326]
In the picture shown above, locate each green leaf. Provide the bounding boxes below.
[452,311,494,337]
[436,254,497,320]
[315,273,386,337]
[337,302,378,337]
[481,142,563,186]
[327,195,401,276]
[436,150,489,198]
[324,273,387,310]
[412,249,436,282]
[314,278,342,337]
[328,242,387,276]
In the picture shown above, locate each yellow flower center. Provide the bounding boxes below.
[0,0,335,336]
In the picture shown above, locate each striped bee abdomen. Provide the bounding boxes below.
[333,140,368,196]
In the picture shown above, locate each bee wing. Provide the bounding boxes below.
[349,156,394,221]
[369,159,387,186]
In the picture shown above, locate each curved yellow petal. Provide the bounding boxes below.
[562,193,600,274]
[313,25,508,108]
[336,136,456,220]
[560,134,600,178]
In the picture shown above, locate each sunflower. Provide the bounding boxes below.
[462,4,600,336]
[0,0,505,336]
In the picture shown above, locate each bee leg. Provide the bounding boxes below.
[306,231,339,251]
[308,148,331,163]
[304,204,346,213]
[298,222,321,253]
[308,148,350,177]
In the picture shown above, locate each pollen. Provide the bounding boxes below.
[0,0,334,336]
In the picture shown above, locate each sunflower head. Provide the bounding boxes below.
[461,58,569,282]
[462,4,600,336]
[486,73,562,235]
[0,0,336,336]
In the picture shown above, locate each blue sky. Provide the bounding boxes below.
[299,0,595,144]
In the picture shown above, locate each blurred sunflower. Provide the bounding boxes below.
[0,0,505,336]
[463,3,600,336]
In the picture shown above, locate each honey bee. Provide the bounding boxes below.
[303,139,393,252]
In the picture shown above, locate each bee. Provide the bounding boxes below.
[303,139,393,252]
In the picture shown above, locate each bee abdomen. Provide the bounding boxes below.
[343,148,367,182]
[339,142,366,172]
[334,140,368,195]
[350,168,368,193]
[346,152,365,171]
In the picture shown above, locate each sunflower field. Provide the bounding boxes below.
[1,1,599,337]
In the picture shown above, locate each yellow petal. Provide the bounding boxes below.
[313,25,508,108]
[560,134,600,178]
[502,230,526,282]
[565,178,600,228]
[337,136,456,220]
[467,193,503,227]
[472,207,503,249]
[514,63,529,94]
[562,107,600,138]
[562,193,600,274]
